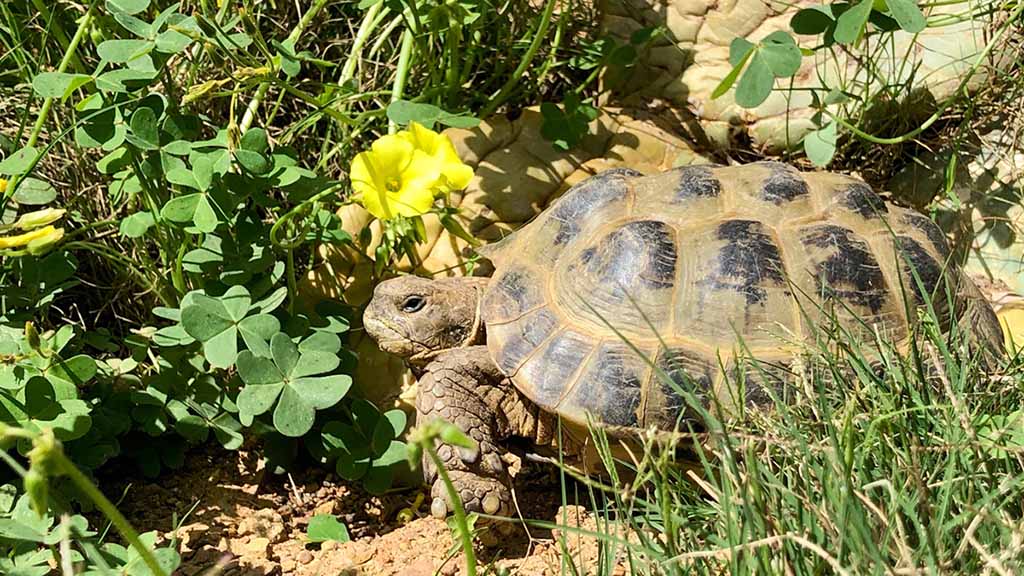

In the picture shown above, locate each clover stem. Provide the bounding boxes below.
[339,2,386,89]
[824,0,1023,145]
[286,249,297,315]
[479,0,557,117]
[425,445,477,576]
[29,0,85,74]
[389,29,416,134]
[24,0,96,151]
[8,0,97,201]
[238,0,333,134]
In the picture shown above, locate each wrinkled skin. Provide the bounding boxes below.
[364,276,552,520]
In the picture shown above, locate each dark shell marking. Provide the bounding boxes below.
[901,212,951,259]
[645,348,716,428]
[839,182,888,218]
[565,342,645,427]
[895,236,946,306]
[728,358,791,407]
[516,329,593,407]
[548,169,639,245]
[578,220,678,293]
[492,307,558,375]
[484,269,545,322]
[673,165,722,201]
[699,220,787,305]
[759,163,809,204]
[800,225,888,313]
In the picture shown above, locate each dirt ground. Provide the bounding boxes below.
[99,444,622,576]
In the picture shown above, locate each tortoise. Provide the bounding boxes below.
[362,162,1003,519]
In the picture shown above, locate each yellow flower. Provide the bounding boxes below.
[0,225,60,250]
[15,208,65,230]
[0,178,7,194]
[399,122,474,193]
[350,134,442,220]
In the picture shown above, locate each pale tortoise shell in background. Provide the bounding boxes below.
[479,162,962,429]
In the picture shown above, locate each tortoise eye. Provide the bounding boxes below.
[401,295,426,313]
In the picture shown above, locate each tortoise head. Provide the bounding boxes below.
[363,276,490,365]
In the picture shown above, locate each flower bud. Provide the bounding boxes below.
[23,468,48,517]
[14,208,65,230]
[0,226,58,249]
[25,321,42,353]
[26,227,65,256]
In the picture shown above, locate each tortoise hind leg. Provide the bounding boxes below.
[418,345,540,519]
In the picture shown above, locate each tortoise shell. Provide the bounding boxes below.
[478,162,963,430]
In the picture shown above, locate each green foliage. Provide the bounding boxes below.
[713,0,934,165]
[386,100,480,130]
[319,400,409,494]
[306,514,351,544]
[540,93,600,151]
[714,33,802,109]
[0,1,450,560]
[236,332,351,437]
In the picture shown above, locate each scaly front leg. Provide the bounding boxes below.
[417,345,540,519]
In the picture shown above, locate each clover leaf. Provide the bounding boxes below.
[321,400,408,493]
[713,32,803,109]
[804,121,838,167]
[0,377,92,441]
[307,514,350,543]
[236,333,351,437]
[180,286,280,368]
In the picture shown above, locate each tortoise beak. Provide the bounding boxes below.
[363,314,429,360]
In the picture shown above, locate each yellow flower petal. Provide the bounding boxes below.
[349,132,449,220]
[371,134,417,172]
[0,225,58,249]
[401,121,444,155]
[441,163,474,192]
[387,152,442,217]
[399,122,473,193]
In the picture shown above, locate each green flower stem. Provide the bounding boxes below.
[51,443,168,576]
[172,237,190,295]
[24,0,96,152]
[425,446,477,576]
[0,446,29,477]
[389,28,416,134]
[339,2,387,88]
[536,11,567,86]
[238,0,334,134]
[61,218,118,240]
[827,0,1022,146]
[369,14,404,61]
[29,0,85,74]
[269,186,342,250]
[479,0,557,117]
[444,19,462,108]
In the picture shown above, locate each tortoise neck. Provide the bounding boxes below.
[406,276,490,373]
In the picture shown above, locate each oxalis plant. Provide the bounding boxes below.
[0,0,481,568]
[714,0,1022,167]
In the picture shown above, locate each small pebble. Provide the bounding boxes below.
[298,550,314,565]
